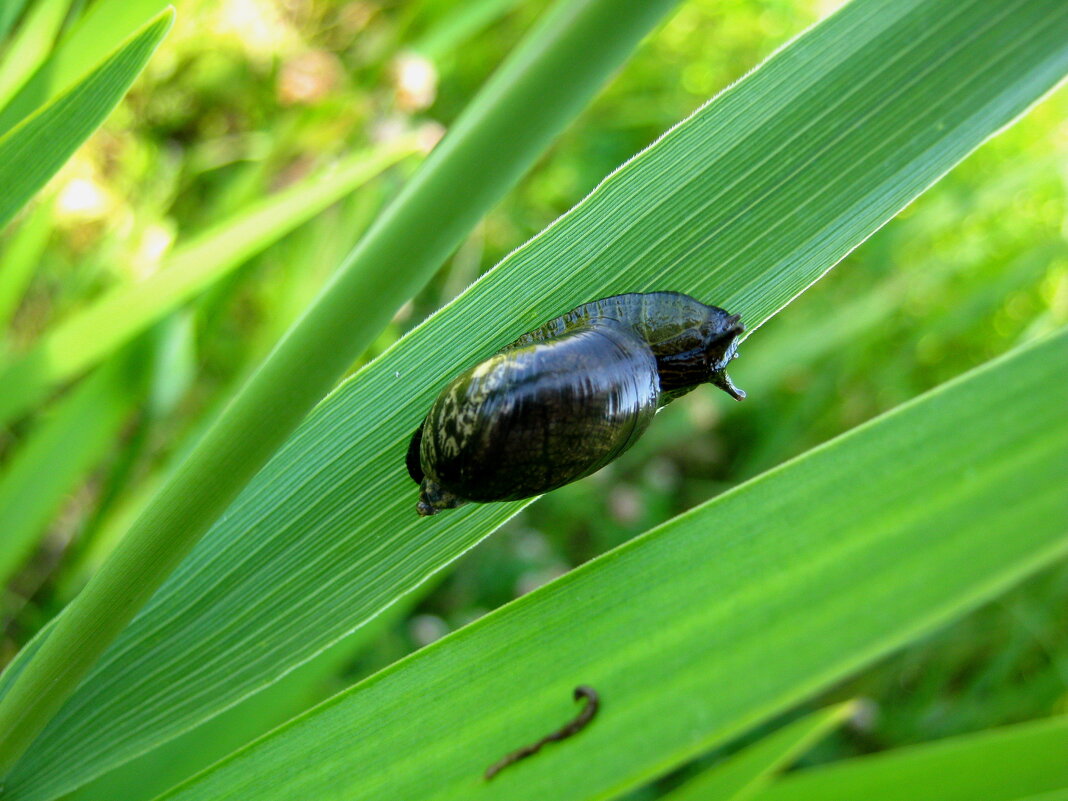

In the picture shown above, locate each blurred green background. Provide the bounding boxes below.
[1,0,1065,791]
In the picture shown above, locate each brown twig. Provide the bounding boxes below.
[484,686,600,780]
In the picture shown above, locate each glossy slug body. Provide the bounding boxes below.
[408,292,745,516]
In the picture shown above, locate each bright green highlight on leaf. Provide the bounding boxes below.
[3,1,1064,798]
[0,138,422,427]
[0,195,53,339]
[663,704,855,801]
[0,9,173,233]
[750,715,1068,801]
[154,328,1068,801]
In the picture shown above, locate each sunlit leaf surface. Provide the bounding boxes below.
[2,0,1065,798]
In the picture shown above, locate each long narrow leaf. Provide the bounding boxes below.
[0,0,170,136]
[412,0,525,62]
[3,1,1064,798]
[0,1,30,42]
[663,704,854,801]
[0,196,53,338]
[153,327,1068,801]
[0,0,686,782]
[0,354,140,587]
[0,9,173,232]
[749,715,1068,801]
[0,0,72,109]
[0,138,422,426]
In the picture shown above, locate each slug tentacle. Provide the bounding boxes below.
[408,292,745,515]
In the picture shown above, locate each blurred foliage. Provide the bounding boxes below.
[1,0,1065,791]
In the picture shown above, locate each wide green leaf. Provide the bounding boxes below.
[3,0,1064,797]
[749,715,1068,801]
[68,597,416,801]
[154,327,1068,801]
[0,9,173,232]
[0,0,686,782]
[0,138,422,426]
[662,704,854,801]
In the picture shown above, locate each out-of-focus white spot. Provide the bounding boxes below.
[393,51,438,112]
[278,50,343,105]
[214,0,299,61]
[416,121,446,154]
[131,223,177,280]
[55,178,111,221]
[516,564,567,597]
[409,613,449,646]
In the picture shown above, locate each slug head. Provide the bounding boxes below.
[649,312,745,401]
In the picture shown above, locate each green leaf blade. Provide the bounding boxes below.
[0,0,170,136]
[0,196,53,337]
[0,9,174,232]
[0,0,31,41]
[3,0,1067,798]
[749,715,1068,801]
[0,356,139,586]
[663,704,854,801]
[0,0,73,109]
[153,329,1068,801]
[0,0,688,786]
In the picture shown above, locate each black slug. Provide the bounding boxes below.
[407,292,745,516]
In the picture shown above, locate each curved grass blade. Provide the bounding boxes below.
[748,715,1068,801]
[2,1,1064,798]
[152,329,1068,801]
[0,196,53,341]
[0,353,141,588]
[663,704,855,801]
[0,0,170,136]
[0,9,173,232]
[0,0,31,42]
[0,0,72,110]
